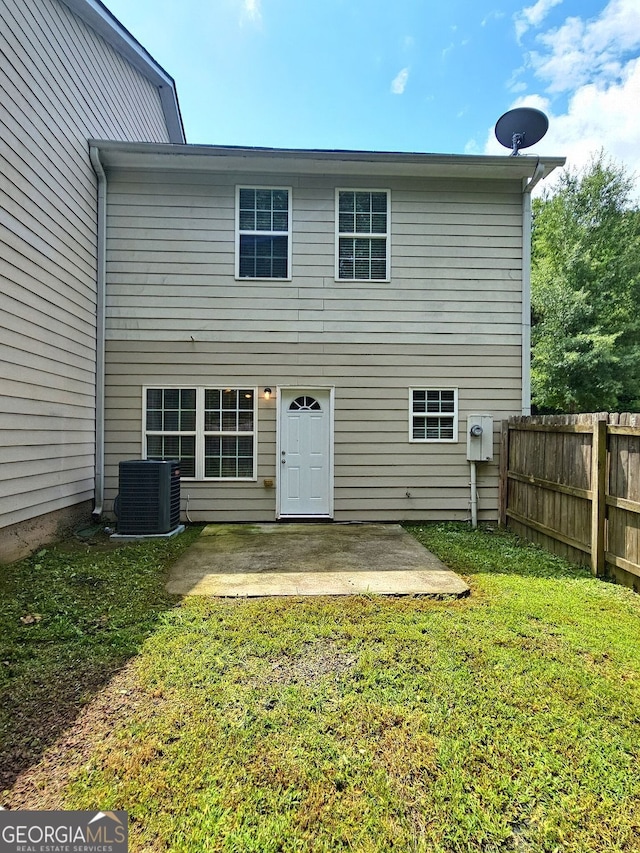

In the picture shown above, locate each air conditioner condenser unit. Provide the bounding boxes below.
[116,460,181,535]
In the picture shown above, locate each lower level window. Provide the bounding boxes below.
[410,388,458,442]
[145,387,256,479]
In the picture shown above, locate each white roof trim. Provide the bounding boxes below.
[60,0,185,142]
[90,141,565,183]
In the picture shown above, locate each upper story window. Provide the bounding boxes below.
[409,388,458,442]
[236,187,291,279]
[336,189,390,281]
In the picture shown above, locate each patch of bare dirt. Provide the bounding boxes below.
[2,662,154,810]
[263,641,357,686]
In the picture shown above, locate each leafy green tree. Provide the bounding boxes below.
[531,153,640,413]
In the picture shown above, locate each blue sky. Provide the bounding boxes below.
[105,0,640,195]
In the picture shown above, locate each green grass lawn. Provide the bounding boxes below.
[1,524,639,852]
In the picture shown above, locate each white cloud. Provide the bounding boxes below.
[530,0,640,93]
[241,0,261,25]
[514,0,564,42]
[484,59,640,199]
[485,0,640,199]
[441,43,455,60]
[542,59,640,192]
[506,66,527,93]
[481,10,505,27]
[391,67,410,95]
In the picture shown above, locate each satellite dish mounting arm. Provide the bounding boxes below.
[511,132,524,155]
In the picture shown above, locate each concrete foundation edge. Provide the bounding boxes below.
[0,501,94,565]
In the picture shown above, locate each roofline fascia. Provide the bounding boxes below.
[60,0,185,142]
[89,139,566,177]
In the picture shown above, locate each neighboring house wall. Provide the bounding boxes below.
[0,0,180,560]
[102,165,527,522]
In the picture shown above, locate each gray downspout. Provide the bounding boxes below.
[89,145,106,520]
[521,160,545,415]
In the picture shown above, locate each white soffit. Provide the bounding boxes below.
[90,141,566,182]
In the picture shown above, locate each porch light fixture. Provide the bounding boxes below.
[264,387,272,400]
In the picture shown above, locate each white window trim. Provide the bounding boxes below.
[335,187,391,282]
[409,387,458,443]
[142,386,258,481]
[235,185,292,281]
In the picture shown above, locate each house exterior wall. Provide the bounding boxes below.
[0,0,174,547]
[103,167,524,522]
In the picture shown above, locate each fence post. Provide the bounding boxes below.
[590,417,607,576]
[498,420,509,527]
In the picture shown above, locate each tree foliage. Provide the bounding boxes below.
[531,153,640,413]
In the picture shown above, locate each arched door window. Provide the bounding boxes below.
[288,396,321,411]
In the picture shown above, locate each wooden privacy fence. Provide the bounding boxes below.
[499,413,640,591]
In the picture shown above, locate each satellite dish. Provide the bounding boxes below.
[495,107,549,156]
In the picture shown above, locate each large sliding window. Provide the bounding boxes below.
[144,387,256,480]
[336,189,390,281]
[236,187,291,279]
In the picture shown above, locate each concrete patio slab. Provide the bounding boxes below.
[166,523,470,598]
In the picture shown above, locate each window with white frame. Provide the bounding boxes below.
[336,189,389,280]
[236,187,291,279]
[410,388,458,442]
[145,387,256,479]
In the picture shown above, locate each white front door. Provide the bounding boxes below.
[278,388,333,518]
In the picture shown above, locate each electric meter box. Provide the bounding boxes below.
[467,415,494,462]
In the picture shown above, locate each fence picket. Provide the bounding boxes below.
[590,418,607,576]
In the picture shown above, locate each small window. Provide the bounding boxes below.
[236,187,291,279]
[410,388,458,442]
[336,189,390,281]
[289,396,321,411]
[144,387,256,479]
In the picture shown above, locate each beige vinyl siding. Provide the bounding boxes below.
[102,167,523,521]
[0,0,172,530]
[104,169,522,347]
[104,341,514,522]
